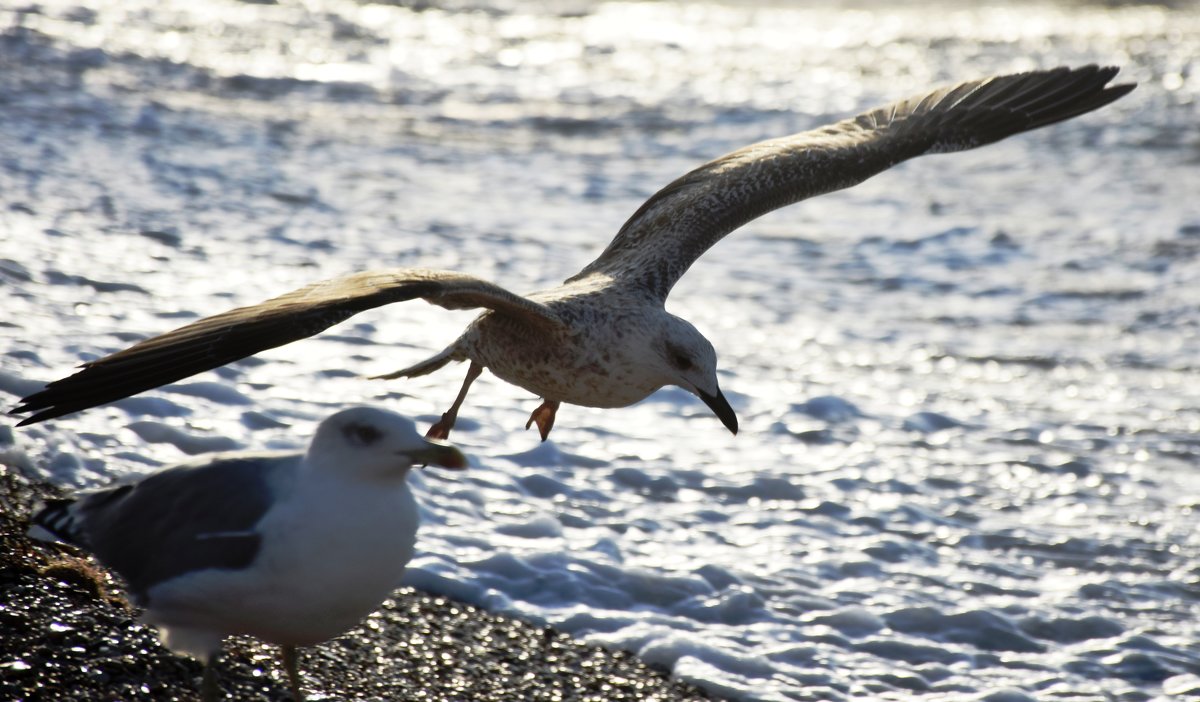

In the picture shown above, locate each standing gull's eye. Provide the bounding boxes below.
[343,422,383,446]
[666,343,694,371]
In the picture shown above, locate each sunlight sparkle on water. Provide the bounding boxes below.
[3,1,1198,700]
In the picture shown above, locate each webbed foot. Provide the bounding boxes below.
[525,400,560,442]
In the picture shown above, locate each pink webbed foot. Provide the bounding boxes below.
[425,414,454,441]
[525,400,560,442]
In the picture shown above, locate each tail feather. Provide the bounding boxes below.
[370,344,461,380]
[28,499,87,547]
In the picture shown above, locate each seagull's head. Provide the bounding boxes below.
[659,315,738,435]
[310,406,468,478]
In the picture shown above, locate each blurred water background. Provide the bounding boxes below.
[1,1,1198,700]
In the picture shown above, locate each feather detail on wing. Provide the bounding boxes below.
[569,65,1134,300]
[12,269,563,425]
[29,456,286,602]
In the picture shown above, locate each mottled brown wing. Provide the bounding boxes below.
[12,268,563,425]
[570,65,1134,300]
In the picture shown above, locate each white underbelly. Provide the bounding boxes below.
[145,480,418,647]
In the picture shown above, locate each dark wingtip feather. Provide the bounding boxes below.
[10,396,44,426]
[12,375,116,426]
[15,404,77,427]
[918,64,1135,153]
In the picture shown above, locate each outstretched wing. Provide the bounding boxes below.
[569,65,1134,300]
[12,268,564,425]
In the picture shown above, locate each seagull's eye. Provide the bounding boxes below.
[666,344,694,372]
[343,423,382,446]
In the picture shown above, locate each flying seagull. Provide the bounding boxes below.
[12,65,1134,440]
[28,406,467,702]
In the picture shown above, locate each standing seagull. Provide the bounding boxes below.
[27,406,467,702]
[12,66,1134,440]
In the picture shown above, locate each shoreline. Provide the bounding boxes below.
[0,464,725,701]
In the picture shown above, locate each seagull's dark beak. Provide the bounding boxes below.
[407,440,468,470]
[698,387,738,435]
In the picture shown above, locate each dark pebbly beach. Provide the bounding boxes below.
[0,464,723,702]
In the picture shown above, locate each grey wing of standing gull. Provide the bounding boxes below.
[570,65,1135,301]
[12,268,566,425]
[42,455,293,603]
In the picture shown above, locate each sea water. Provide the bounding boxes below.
[1,1,1197,700]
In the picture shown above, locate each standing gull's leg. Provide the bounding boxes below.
[526,400,560,441]
[281,645,305,702]
[426,362,483,440]
[200,655,220,702]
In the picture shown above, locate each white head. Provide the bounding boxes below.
[307,406,467,478]
[658,315,738,435]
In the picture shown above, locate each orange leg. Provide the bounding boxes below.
[525,400,560,442]
[426,362,483,440]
